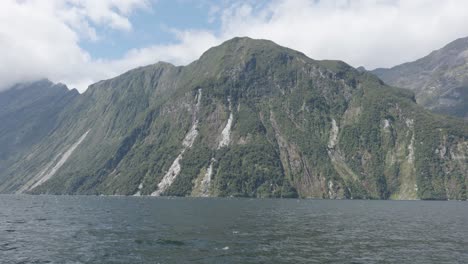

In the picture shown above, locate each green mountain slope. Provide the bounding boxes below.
[1,37,467,200]
[372,37,468,119]
[0,79,78,177]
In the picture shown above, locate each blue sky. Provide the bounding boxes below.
[80,1,221,60]
[2,0,468,92]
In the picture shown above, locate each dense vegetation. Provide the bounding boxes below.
[0,37,466,200]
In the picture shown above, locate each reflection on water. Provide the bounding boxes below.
[1,195,467,263]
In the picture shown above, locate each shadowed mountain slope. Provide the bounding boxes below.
[0,79,78,175]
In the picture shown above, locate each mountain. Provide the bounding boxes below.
[0,80,78,176]
[372,37,468,119]
[0,37,467,200]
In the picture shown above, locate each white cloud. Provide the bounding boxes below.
[214,0,468,69]
[65,0,150,31]
[121,0,468,77]
[2,0,468,92]
[0,0,149,91]
[114,29,220,67]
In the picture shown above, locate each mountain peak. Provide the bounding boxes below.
[198,37,305,63]
[195,37,362,78]
[372,35,468,119]
[219,36,277,48]
[440,36,468,52]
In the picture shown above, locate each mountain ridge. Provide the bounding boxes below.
[0,37,466,200]
[372,36,468,119]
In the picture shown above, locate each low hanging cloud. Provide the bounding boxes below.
[0,0,150,91]
[2,0,468,92]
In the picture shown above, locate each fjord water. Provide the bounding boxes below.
[1,196,467,263]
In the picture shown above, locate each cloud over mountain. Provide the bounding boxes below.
[2,0,468,92]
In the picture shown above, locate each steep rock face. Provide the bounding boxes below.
[372,37,468,119]
[0,79,78,177]
[1,37,467,200]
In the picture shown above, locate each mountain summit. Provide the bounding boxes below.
[0,37,467,200]
[373,37,468,119]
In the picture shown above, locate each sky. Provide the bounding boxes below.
[2,0,468,92]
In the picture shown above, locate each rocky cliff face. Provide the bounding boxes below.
[372,37,468,119]
[1,38,467,199]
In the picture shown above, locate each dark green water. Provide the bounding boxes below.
[1,195,467,263]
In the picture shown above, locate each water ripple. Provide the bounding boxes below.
[0,195,467,263]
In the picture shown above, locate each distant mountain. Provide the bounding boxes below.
[372,37,468,119]
[0,38,467,200]
[0,79,78,175]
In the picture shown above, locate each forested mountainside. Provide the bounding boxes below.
[1,37,467,199]
[373,37,468,120]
